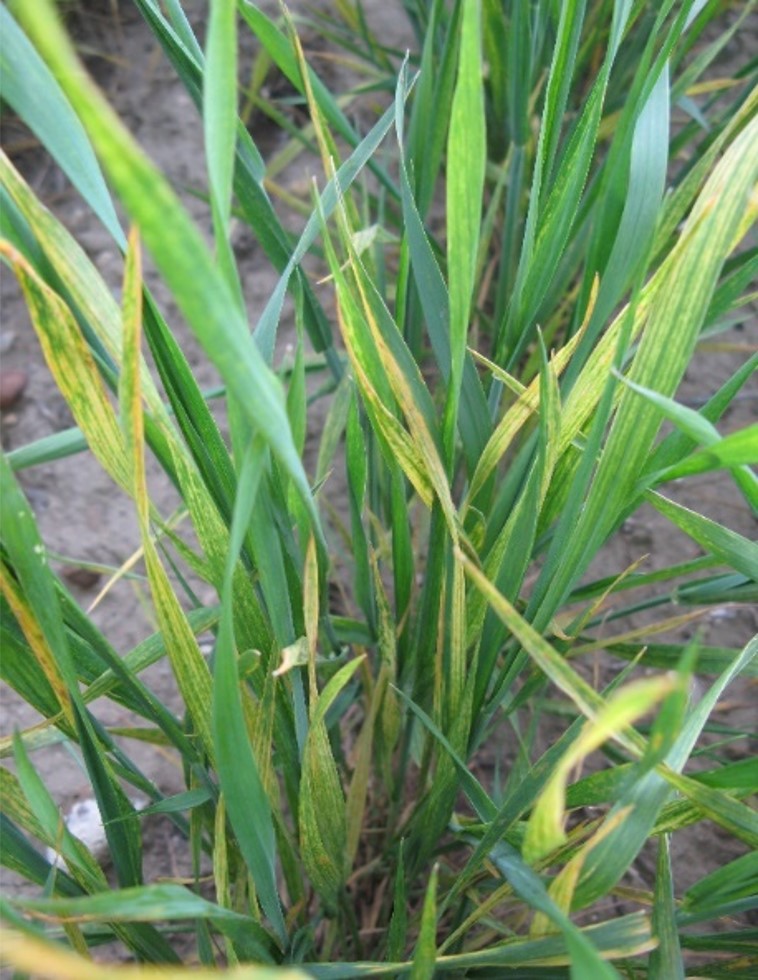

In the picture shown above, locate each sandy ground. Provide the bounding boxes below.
[1,0,756,955]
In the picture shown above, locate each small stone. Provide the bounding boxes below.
[0,370,28,410]
[62,566,102,590]
[0,332,17,354]
[621,519,653,546]
[46,796,147,869]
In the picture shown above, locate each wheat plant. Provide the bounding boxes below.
[1,0,757,976]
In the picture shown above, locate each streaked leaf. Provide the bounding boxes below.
[299,656,364,909]
[12,0,322,542]
[212,435,285,942]
[0,926,308,980]
[119,230,214,760]
[524,676,676,863]
[444,0,485,460]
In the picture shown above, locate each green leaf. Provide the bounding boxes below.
[614,371,725,447]
[137,789,213,817]
[205,0,244,308]
[0,813,81,898]
[9,736,104,891]
[7,884,275,961]
[7,426,87,471]
[682,851,758,921]
[648,836,684,980]
[654,425,758,482]
[646,491,758,581]
[394,61,490,473]
[410,865,438,980]
[614,371,758,507]
[570,61,670,376]
[205,0,237,230]
[387,841,408,962]
[658,767,758,850]
[0,6,122,243]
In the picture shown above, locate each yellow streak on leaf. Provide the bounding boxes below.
[0,927,311,979]
[530,807,633,937]
[119,229,214,760]
[0,565,74,726]
[523,677,676,863]
[0,242,130,492]
[466,276,599,506]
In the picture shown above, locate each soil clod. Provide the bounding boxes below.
[62,566,103,590]
[0,369,28,410]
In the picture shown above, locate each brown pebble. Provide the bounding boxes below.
[0,370,28,410]
[62,567,102,590]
